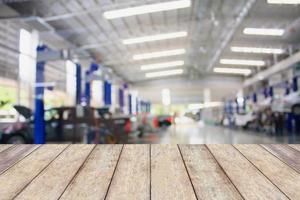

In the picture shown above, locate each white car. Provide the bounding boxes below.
[234,112,256,128]
[271,91,300,115]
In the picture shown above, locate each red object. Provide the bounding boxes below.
[166,116,173,124]
[153,117,159,128]
[124,119,131,134]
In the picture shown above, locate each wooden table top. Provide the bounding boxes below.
[0,144,299,200]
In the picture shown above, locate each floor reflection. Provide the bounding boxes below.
[128,122,300,144]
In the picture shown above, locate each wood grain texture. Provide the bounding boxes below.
[105,145,150,200]
[0,144,68,200]
[151,145,196,200]
[235,144,300,200]
[60,145,123,200]
[15,145,94,200]
[207,144,288,200]
[0,145,13,153]
[0,145,39,174]
[289,144,300,152]
[262,144,300,173]
[179,145,243,200]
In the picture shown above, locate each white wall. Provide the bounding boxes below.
[133,75,243,104]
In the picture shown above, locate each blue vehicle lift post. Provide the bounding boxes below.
[128,94,132,114]
[76,63,82,105]
[34,45,82,144]
[34,45,47,144]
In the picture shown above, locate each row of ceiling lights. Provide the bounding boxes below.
[215,28,286,76]
[103,0,191,78]
[215,0,298,76]
[102,0,299,78]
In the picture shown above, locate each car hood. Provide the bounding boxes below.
[13,105,32,119]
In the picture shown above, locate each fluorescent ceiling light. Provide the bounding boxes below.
[123,31,187,45]
[267,0,300,4]
[231,46,284,54]
[103,0,191,19]
[141,60,184,71]
[133,49,185,60]
[220,59,265,66]
[188,102,224,110]
[243,28,284,36]
[214,67,252,76]
[145,69,184,78]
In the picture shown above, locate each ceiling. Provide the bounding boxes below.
[3,0,300,83]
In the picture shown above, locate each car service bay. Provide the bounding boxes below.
[1,1,300,199]
[0,0,300,145]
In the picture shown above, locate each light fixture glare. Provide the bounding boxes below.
[104,0,191,19]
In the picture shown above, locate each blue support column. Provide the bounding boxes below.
[128,94,132,114]
[119,88,124,111]
[136,97,139,114]
[103,81,107,104]
[104,80,112,106]
[34,45,47,144]
[293,77,298,92]
[269,86,273,98]
[85,70,91,106]
[76,63,81,105]
[285,81,290,96]
[253,93,257,103]
[108,82,112,105]
[84,62,99,106]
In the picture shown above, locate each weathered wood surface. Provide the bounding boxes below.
[0,145,13,153]
[15,145,94,200]
[289,144,300,152]
[151,145,196,200]
[105,145,150,200]
[179,145,243,200]
[262,144,300,173]
[0,145,39,174]
[235,144,300,200]
[0,145,68,200]
[60,145,123,200]
[207,144,289,200]
[0,144,299,200]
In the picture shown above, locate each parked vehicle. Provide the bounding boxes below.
[94,108,133,143]
[234,112,256,129]
[0,105,96,144]
[157,115,173,127]
[136,113,159,137]
[0,105,133,144]
[271,91,300,115]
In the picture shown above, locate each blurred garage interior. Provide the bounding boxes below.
[0,0,300,144]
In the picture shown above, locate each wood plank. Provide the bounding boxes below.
[0,145,39,174]
[289,144,300,152]
[14,145,94,200]
[151,145,196,200]
[235,144,300,200]
[179,145,242,200]
[262,144,300,173]
[60,145,123,200]
[0,144,68,200]
[105,145,150,200]
[0,145,13,153]
[207,144,289,200]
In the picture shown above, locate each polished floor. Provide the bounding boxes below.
[130,122,300,144]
